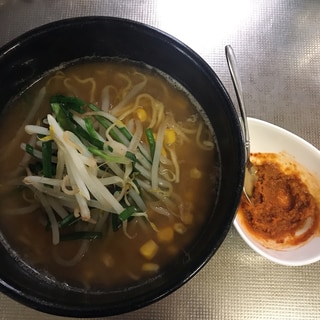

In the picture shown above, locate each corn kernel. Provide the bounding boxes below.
[190,167,202,179]
[157,227,174,243]
[136,107,147,122]
[140,240,159,260]
[142,263,160,272]
[174,222,187,234]
[164,128,176,146]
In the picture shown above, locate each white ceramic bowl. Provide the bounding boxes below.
[234,117,320,266]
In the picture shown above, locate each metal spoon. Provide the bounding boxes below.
[225,45,257,202]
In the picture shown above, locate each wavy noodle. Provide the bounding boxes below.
[159,168,176,182]
[63,78,78,96]
[196,121,214,151]
[166,146,180,183]
[134,94,164,129]
[73,76,96,102]
[165,113,191,144]
[45,71,66,87]
[110,74,147,116]
[116,73,132,96]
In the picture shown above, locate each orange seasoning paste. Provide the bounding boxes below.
[238,152,320,249]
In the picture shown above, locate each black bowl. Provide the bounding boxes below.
[0,17,245,317]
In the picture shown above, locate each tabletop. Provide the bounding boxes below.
[1,0,320,319]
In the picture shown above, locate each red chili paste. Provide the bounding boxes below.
[238,153,320,249]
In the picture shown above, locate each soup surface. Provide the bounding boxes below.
[0,60,219,290]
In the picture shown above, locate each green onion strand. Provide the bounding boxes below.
[42,140,53,178]
[60,231,103,241]
[145,128,156,159]
[119,206,137,222]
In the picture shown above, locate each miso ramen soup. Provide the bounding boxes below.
[0,60,219,290]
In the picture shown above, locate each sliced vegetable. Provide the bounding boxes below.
[112,213,122,232]
[84,117,100,141]
[88,146,131,164]
[25,143,36,157]
[119,206,137,222]
[88,103,132,142]
[125,151,137,163]
[59,213,80,228]
[42,140,53,178]
[60,231,102,241]
[50,95,86,113]
[51,102,75,132]
[145,128,156,159]
[51,102,104,149]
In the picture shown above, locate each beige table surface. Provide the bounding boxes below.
[1,0,320,319]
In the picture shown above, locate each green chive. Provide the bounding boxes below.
[59,213,80,228]
[88,146,131,164]
[88,103,131,142]
[51,102,104,149]
[50,95,86,113]
[74,123,104,149]
[51,103,74,131]
[42,140,53,178]
[25,144,34,156]
[145,128,156,159]
[112,213,122,231]
[119,206,137,222]
[125,151,137,162]
[60,231,102,241]
[84,117,100,141]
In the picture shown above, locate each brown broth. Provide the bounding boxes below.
[0,60,219,290]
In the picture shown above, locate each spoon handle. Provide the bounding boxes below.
[225,45,251,161]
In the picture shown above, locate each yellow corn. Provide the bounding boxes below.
[190,167,202,179]
[164,128,176,146]
[139,239,159,260]
[136,107,147,122]
[174,222,187,234]
[157,227,174,243]
[142,263,160,272]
